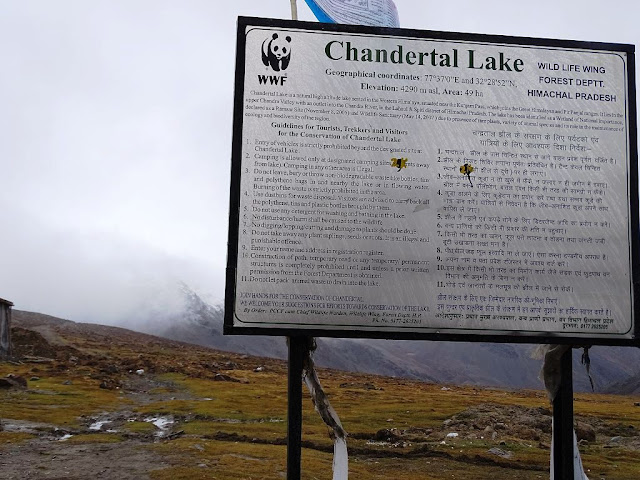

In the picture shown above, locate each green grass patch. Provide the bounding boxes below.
[0,432,35,445]
[149,438,290,480]
[124,421,158,434]
[0,377,126,427]
[0,363,129,428]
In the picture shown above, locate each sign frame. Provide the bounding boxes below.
[225,16,639,345]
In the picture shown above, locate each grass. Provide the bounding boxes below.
[124,421,158,434]
[118,369,640,478]
[574,392,640,427]
[149,439,295,480]
[3,317,640,479]
[0,366,126,427]
[0,432,36,445]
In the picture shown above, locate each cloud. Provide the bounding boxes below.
[0,0,637,329]
[0,205,222,324]
[0,1,236,325]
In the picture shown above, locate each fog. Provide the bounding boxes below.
[0,0,637,326]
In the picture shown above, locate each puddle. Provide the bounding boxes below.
[1,419,53,434]
[86,413,175,437]
[143,416,174,437]
[260,418,284,423]
[366,440,389,447]
[89,420,111,431]
[2,420,76,442]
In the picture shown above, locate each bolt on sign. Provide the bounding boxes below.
[225,17,639,345]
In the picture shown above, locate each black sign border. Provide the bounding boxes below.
[225,16,639,346]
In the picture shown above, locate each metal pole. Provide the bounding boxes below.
[553,347,575,479]
[287,336,305,480]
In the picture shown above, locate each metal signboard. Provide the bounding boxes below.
[225,17,638,344]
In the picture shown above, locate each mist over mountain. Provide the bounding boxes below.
[131,283,640,393]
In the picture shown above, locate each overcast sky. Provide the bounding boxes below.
[0,0,637,324]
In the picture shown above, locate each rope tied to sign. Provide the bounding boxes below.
[301,338,349,480]
[288,0,350,473]
[581,346,594,391]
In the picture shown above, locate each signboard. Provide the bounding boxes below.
[225,17,638,344]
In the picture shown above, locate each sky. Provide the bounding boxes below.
[0,0,638,325]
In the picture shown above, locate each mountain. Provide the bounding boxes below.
[603,366,640,394]
[155,285,422,380]
[144,284,640,393]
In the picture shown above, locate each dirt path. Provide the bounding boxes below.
[0,439,169,480]
[0,374,193,479]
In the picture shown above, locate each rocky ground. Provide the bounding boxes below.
[1,311,639,479]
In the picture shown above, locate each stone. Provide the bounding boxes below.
[0,375,27,389]
[488,447,513,459]
[213,373,241,382]
[575,421,596,443]
[6,374,27,387]
[372,428,401,442]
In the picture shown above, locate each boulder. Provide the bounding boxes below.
[575,421,596,443]
[0,374,27,389]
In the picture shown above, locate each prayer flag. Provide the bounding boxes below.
[303,0,399,27]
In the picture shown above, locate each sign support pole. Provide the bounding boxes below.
[287,336,305,480]
[553,348,575,479]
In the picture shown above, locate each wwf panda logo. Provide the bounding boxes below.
[261,33,291,72]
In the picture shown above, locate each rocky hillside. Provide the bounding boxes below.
[1,310,640,479]
[147,285,640,393]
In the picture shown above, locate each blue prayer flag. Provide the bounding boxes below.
[303,0,399,27]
